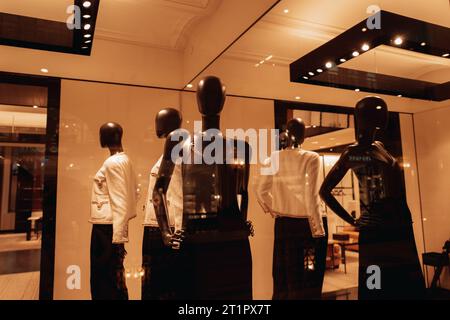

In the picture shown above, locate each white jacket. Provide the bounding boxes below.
[90,152,137,243]
[143,156,183,231]
[254,148,325,238]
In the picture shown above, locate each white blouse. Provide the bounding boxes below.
[143,156,183,231]
[90,152,137,243]
[254,148,326,238]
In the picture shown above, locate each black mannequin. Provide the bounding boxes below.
[90,122,129,300]
[153,76,252,299]
[268,118,328,300]
[319,97,425,299]
[142,108,185,300]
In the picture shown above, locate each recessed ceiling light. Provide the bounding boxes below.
[317,68,323,73]
[186,84,193,88]
[255,63,260,67]
[340,58,347,63]
[362,27,367,32]
[260,60,265,64]
[394,36,403,45]
[84,34,91,38]
[33,105,38,109]
[295,96,301,100]
[82,46,88,49]
[355,88,360,92]
[83,14,91,19]
[40,68,49,73]
[352,51,360,57]
[362,43,370,51]
[308,72,314,76]
[303,76,309,80]
[83,1,92,8]
[84,24,91,30]
[85,40,92,43]
[283,9,289,14]
[376,106,382,110]
[443,53,450,57]
[265,55,273,61]
[420,42,426,47]
[325,62,333,68]
[397,94,403,97]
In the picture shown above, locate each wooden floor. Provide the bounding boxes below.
[0,272,39,300]
[323,251,359,296]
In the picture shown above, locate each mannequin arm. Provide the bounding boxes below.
[319,151,356,226]
[153,132,184,248]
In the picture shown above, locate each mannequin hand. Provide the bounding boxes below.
[170,230,185,250]
[161,232,173,247]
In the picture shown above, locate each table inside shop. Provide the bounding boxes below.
[328,239,358,274]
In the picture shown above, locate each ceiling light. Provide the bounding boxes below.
[376,106,382,110]
[325,62,333,68]
[355,88,360,92]
[420,42,426,47]
[443,53,449,57]
[303,76,309,80]
[397,94,403,97]
[362,43,370,51]
[40,68,49,73]
[317,68,323,73]
[352,51,360,57]
[83,14,91,19]
[84,24,91,30]
[308,72,314,76]
[340,58,347,63]
[362,27,367,32]
[82,46,88,49]
[85,40,92,43]
[186,84,193,88]
[284,9,289,14]
[33,105,38,109]
[295,96,301,100]
[255,63,260,67]
[260,60,265,64]
[83,1,92,8]
[84,34,91,38]
[265,55,273,61]
[394,36,403,45]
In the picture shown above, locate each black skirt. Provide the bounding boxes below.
[273,217,328,300]
[358,224,425,300]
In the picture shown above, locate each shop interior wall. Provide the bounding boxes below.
[414,105,450,290]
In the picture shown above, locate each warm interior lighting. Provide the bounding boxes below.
[420,42,426,47]
[295,96,300,100]
[84,34,92,38]
[340,58,347,63]
[362,27,367,32]
[302,76,308,80]
[283,9,289,14]
[265,55,273,61]
[82,46,88,49]
[83,1,92,8]
[376,106,382,110]
[325,62,333,69]
[33,105,38,109]
[397,95,403,97]
[443,53,450,57]
[85,40,92,43]
[355,88,360,92]
[362,43,370,51]
[308,72,314,76]
[186,84,193,88]
[40,68,49,73]
[352,51,360,57]
[84,24,91,30]
[317,69,323,73]
[394,36,403,45]
[83,14,91,19]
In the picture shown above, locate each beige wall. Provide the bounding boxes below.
[54,80,181,299]
[414,107,450,289]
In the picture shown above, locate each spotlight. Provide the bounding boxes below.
[443,53,449,57]
[420,42,426,47]
[325,62,333,69]
[397,94,403,98]
[355,88,360,92]
[33,105,39,109]
[83,1,92,8]
[376,106,382,110]
[40,68,49,73]
[84,24,91,30]
[340,58,347,63]
[84,34,92,38]
[352,51,360,57]
[308,72,314,76]
[317,69,323,73]
[394,37,403,45]
[283,9,289,14]
[295,96,301,100]
[303,76,309,80]
[362,43,370,51]
[82,46,89,49]
[85,40,92,44]
[83,14,91,19]
[362,27,367,32]
[186,84,193,89]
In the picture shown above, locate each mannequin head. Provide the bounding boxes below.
[287,118,306,148]
[355,97,388,145]
[100,122,123,148]
[197,76,226,130]
[155,108,182,138]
